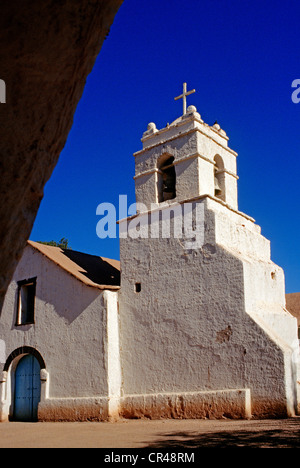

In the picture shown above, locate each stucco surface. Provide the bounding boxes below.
[119,197,298,419]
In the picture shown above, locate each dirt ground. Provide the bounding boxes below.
[1,417,300,449]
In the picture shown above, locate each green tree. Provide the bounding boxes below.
[37,238,71,250]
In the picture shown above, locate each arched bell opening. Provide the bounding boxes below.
[214,155,225,202]
[157,155,176,203]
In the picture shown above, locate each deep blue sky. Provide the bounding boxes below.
[30,0,300,293]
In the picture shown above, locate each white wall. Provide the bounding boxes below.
[0,245,120,421]
[119,197,298,418]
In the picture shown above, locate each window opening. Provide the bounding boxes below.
[16,278,36,325]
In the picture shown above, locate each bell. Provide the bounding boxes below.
[214,176,222,195]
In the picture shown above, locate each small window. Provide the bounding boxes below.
[16,278,37,325]
[135,283,141,293]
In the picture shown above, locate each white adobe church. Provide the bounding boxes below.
[0,83,299,422]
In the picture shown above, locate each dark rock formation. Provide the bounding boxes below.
[0,0,123,312]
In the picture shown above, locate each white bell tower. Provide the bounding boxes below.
[118,83,299,421]
[133,83,239,211]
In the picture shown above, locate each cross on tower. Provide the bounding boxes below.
[174,82,196,115]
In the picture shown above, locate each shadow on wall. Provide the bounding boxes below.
[62,250,120,287]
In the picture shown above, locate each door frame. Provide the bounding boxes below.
[1,347,46,422]
[14,354,41,421]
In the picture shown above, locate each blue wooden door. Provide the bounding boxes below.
[14,354,41,421]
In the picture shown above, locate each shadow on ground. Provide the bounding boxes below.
[146,419,300,448]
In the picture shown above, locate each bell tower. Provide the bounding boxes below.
[133,83,239,211]
[119,83,299,421]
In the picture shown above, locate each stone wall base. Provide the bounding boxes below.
[4,388,297,422]
[38,397,109,422]
[36,389,251,422]
[120,389,252,420]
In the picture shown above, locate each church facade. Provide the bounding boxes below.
[0,241,121,422]
[0,85,299,421]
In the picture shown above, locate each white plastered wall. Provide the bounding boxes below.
[0,245,120,422]
[119,197,299,418]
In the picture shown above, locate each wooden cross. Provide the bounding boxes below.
[174,82,196,115]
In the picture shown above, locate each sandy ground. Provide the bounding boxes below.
[0,417,300,449]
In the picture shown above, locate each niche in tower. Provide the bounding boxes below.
[158,155,176,203]
[214,155,225,202]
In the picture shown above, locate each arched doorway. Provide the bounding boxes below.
[14,354,41,421]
